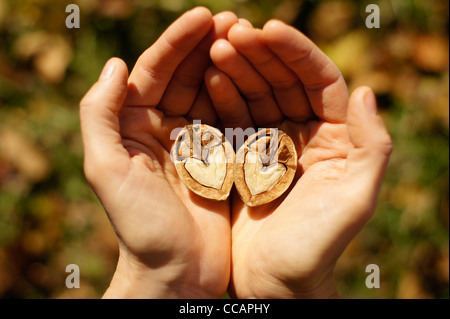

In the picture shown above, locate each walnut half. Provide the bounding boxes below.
[171,124,235,201]
[234,129,297,207]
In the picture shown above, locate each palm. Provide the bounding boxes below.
[107,8,244,296]
[206,20,391,298]
[114,106,231,295]
[81,9,241,298]
[230,119,354,298]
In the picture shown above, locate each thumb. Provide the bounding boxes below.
[80,58,130,186]
[340,86,393,222]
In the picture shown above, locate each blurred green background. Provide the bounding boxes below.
[0,0,448,298]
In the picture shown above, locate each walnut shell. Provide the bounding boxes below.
[171,124,235,201]
[234,128,297,207]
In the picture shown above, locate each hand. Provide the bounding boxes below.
[79,7,240,298]
[205,20,393,298]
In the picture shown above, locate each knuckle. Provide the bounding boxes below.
[79,83,99,108]
[377,132,393,156]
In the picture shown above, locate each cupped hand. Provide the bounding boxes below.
[205,20,393,298]
[79,7,239,298]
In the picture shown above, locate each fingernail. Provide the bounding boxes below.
[99,59,116,81]
[364,89,378,115]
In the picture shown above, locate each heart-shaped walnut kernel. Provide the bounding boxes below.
[234,129,297,207]
[171,124,235,201]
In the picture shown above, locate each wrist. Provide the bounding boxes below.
[103,250,215,299]
[103,258,177,298]
[232,269,339,299]
[287,270,340,299]
[290,281,340,299]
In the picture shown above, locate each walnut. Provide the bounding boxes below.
[171,124,235,201]
[234,129,297,207]
[171,125,297,206]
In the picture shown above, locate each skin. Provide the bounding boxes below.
[80,8,236,298]
[206,21,393,298]
[79,7,392,299]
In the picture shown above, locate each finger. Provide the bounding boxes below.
[186,84,218,125]
[238,18,252,27]
[262,20,349,123]
[158,11,239,116]
[228,24,313,122]
[205,65,254,130]
[119,106,188,153]
[80,58,130,182]
[340,86,393,224]
[210,39,284,127]
[125,7,213,106]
